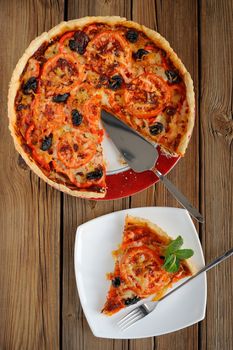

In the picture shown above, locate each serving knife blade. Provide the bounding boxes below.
[101,110,204,223]
[101,110,159,172]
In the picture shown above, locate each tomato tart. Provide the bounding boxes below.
[102,215,194,315]
[8,16,195,198]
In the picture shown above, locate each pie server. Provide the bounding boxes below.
[101,110,204,223]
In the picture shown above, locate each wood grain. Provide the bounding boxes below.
[0,1,63,349]
[129,2,160,350]
[0,0,232,349]
[132,1,200,349]
[199,1,233,349]
[62,3,131,350]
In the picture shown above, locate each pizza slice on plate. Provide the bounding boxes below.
[102,215,194,315]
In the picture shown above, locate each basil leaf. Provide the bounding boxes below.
[168,258,180,273]
[165,236,183,256]
[163,254,180,273]
[175,249,194,260]
[163,254,176,269]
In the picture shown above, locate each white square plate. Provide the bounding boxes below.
[74,207,207,339]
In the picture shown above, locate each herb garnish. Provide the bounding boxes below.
[162,236,194,273]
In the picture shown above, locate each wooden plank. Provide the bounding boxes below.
[154,1,199,349]
[129,2,157,350]
[62,2,131,349]
[199,1,233,349]
[0,1,63,349]
[62,196,130,350]
[62,0,200,349]
[153,0,200,211]
[132,0,200,349]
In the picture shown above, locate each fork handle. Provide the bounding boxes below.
[159,247,233,303]
[154,169,204,223]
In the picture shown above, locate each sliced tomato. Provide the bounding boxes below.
[106,91,134,128]
[144,45,155,51]
[59,31,75,53]
[83,23,109,37]
[57,130,96,169]
[32,94,67,131]
[82,94,101,129]
[25,123,45,147]
[25,123,36,145]
[120,246,171,297]
[25,123,52,171]
[32,149,51,172]
[168,83,186,111]
[82,95,104,143]
[106,90,124,113]
[97,128,104,142]
[40,53,84,95]
[124,73,171,118]
[59,31,75,45]
[83,23,98,35]
[91,30,128,51]
[86,31,132,75]
[122,227,154,247]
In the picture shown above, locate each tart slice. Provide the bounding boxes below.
[102,215,194,315]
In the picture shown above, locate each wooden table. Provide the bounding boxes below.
[0,0,232,349]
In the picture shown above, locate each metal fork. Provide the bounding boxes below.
[118,247,233,331]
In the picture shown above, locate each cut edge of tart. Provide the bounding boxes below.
[102,215,195,316]
[8,16,195,198]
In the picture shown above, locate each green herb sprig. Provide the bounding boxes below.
[162,236,194,273]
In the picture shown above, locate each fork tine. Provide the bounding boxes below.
[119,312,144,331]
[117,308,140,325]
[118,309,142,326]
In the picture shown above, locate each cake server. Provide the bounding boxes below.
[101,109,204,223]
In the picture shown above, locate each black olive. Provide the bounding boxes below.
[69,39,78,51]
[86,168,103,180]
[52,93,70,103]
[165,70,181,84]
[149,122,164,135]
[124,296,141,306]
[125,29,138,43]
[23,77,38,95]
[165,106,177,116]
[74,31,89,49]
[16,104,27,111]
[112,277,121,287]
[41,134,53,151]
[108,75,123,90]
[69,31,90,55]
[133,49,149,60]
[71,109,83,126]
[78,46,85,55]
